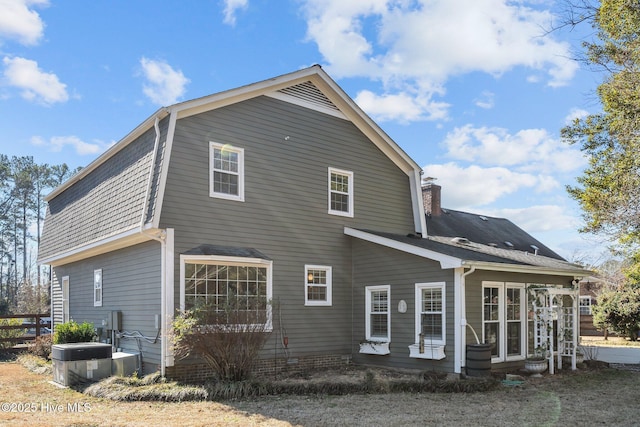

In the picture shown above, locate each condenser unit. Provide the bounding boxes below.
[52,343,112,386]
[111,351,139,377]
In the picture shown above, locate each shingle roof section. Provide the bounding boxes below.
[427,209,563,260]
[183,244,271,260]
[39,124,165,260]
[359,230,587,273]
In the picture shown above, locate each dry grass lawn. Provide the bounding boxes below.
[1,359,639,427]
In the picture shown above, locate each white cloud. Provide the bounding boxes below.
[139,57,190,106]
[441,124,587,173]
[222,0,248,26]
[2,56,68,105]
[0,0,48,46]
[474,91,495,109]
[422,162,543,208]
[564,107,589,125]
[31,135,105,155]
[489,205,577,233]
[355,89,449,122]
[301,0,578,122]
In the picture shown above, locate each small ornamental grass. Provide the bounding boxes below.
[17,353,52,375]
[84,372,207,402]
[81,368,500,402]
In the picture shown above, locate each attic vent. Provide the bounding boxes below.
[277,81,340,112]
[451,237,470,245]
[504,241,514,248]
[530,245,539,255]
[479,216,488,221]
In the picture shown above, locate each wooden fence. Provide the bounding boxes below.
[0,314,51,347]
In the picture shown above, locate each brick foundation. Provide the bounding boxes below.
[165,353,352,383]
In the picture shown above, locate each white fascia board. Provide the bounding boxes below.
[46,108,170,201]
[38,227,155,267]
[344,227,462,269]
[462,260,589,278]
[173,66,325,120]
[180,254,272,266]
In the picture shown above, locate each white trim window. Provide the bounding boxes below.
[417,282,445,344]
[579,295,592,315]
[210,142,244,201]
[328,167,353,217]
[62,276,70,322]
[410,282,446,359]
[482,281,526,362]
[305,265,332,306]
[180,256,272,328]
[365,285,390,342]
[93,269,102,307]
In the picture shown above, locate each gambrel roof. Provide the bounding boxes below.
[39,65,426,265]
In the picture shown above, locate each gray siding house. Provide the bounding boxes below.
[39,66,590,379]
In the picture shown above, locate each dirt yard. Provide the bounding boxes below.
[1,360,639,427]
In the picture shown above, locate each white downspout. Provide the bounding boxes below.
[459,266,477,373]
[139,115,170,376]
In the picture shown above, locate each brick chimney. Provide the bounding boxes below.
[422,182,442,216]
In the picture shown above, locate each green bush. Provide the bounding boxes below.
[53,321,97,344]
[0,318,27,349]
[592,285,640,341]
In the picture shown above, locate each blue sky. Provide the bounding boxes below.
[0,0,608,263]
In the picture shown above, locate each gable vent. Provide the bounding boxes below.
[277,81,341,112]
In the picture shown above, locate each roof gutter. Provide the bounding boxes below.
[461,260,589,278]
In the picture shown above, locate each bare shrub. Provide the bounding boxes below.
[28,334,52,359]
[172,300,271,382]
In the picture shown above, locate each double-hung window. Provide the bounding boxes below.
[181,256,272,328]
[418,283,444,343]
[305,265,332,306]
[328,167,353,217]
[93,269,102,307]
[210,142,244,201]
[410,282,446,359]
[365,285,390,342]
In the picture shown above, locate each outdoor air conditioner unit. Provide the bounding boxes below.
[52,343,112,387]
[111,351,139,377]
